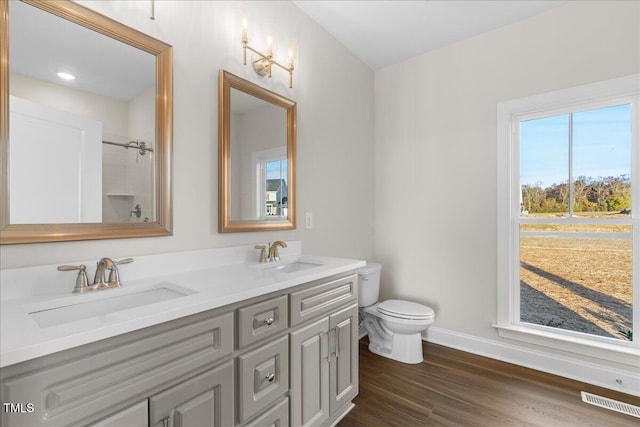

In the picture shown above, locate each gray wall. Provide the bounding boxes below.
[374,0,639,381]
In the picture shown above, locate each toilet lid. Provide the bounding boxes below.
[377,299,434,320]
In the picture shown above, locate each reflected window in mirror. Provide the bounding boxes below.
[258,149,288,219]
[219,70,296,232]
[265,158,288,218]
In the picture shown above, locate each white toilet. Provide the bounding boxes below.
[358,263,434,364]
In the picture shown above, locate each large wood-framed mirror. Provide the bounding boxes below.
[0,0,173,244]
[218,70,296,232]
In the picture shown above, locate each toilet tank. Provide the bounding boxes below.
[357,262,381,307]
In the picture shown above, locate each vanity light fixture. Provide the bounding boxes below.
[241,18,295,88]
[57,71,76,81]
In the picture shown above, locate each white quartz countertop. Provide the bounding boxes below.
[0,243,365,368]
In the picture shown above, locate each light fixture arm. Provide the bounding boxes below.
[242,33,294,88]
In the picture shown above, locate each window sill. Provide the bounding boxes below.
[492,324,639,367]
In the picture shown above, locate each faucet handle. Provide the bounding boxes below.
[57,264,90,293]
[255,245,267,263]
[108,258,134,287]
[57,264,85,271]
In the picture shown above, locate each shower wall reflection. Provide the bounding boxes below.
[9,74,156,224]
[8,0,156,225]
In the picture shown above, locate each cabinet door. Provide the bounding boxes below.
[329,303,359,416]
[88,401,148,427]
[149,361,234,427]
[290,317,330,427]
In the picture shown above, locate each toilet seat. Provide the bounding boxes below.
[377,299,434,320]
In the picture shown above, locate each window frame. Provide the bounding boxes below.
[251,146,287,219]
[496,75,640,365]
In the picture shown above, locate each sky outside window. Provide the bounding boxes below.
[573,104,632,181]
[520,104,632,189]
[520,114,569,188]
[266,159,287,181]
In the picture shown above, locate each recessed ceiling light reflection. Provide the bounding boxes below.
[57,72,76,81]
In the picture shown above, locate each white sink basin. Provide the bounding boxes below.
[252,259,325,273]
[272,261,323,273]
[27,282,195,328]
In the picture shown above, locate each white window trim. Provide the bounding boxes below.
[496,74,640,366]
[251,146,287,219]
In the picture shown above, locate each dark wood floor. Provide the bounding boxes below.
[338,338,640,426]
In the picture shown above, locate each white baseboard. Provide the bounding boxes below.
[424,326,640,397]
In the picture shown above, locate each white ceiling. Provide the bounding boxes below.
[10,1,569,100]
[293,0,568,70]
[10,1,155,101]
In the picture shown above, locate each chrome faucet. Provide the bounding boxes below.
[268,241,287,262]
[58,257,134,293]
[94,257,116,289]
[94,257,134,289]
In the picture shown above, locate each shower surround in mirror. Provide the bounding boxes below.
[9,88,155,224]
[7,0,156,225]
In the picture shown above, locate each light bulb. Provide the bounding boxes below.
[288,49,294,67]
[266,36,273,55]
[241,18,247,40]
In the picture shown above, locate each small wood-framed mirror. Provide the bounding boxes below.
[218,70,296,232]
[0,0,173,244]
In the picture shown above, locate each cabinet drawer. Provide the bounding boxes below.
[237,335,289,423]
[243,397,289,427]
[238,295,288,348]
[290,274,357,326]
[0,311,234,427]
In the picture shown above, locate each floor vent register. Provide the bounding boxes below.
[581,391,640,418]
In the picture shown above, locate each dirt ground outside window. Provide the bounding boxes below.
[519,230,632,340]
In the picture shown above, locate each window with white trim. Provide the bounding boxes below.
[252,147,288,219]
[496,75,639,361]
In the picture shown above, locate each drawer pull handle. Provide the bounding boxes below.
[162,416,170,427]
[264,317,274,325]
[266,373,275,382]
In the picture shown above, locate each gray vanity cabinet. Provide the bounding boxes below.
[237,295,288,348]
[242,397,289,427]
[237,335,289,423]
[329,303,359,415]
[290,275,356,326]
[89,401,148,427]
[0,311,234,427]
[238,273,358,427]
[290,316,331,427]
[290,302,359,427]
[148,360,234,427]
[0,272,359,427]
